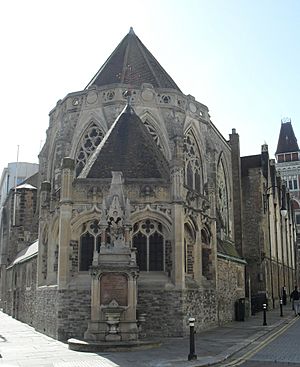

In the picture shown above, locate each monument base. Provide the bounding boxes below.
[68,338,161,352]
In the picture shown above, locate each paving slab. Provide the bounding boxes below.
[0,305,296,367]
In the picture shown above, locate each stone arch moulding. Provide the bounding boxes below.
[70,206,102,238]
[131,206,172,235]
[183,127,206,193]
[184,215,198,236]
[72,118,106,176]
[291,197,300,210]
[139,110,171,161]
[46,127,61,180]
[216,152,232,236]
[217,151,232,194]
[70,113,108,158]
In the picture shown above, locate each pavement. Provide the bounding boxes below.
[0,304,296,367]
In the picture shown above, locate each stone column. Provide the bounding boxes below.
[170,136,185,289]
[58,158,74,289]
[37,181,51,286]
[171,203,185,288]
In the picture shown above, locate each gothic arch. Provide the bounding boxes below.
[201,225,213,280]
[139,111,171,160]
[72,119,106,176]
[216,153,231,236]
[46,125,61,181]
[131,208,172,235]
[70,206,102,237]
[185,222,196,274]
[183,128,204,194]
[291,198,300,210]
[70,113,107,155]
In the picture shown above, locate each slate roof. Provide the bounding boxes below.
[217,239,245,263]
[79,103,169,180]
[275,121,299,154]
[8,240,38,268]
[85,28,181,92]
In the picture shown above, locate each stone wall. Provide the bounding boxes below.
[56,289,91,341]
[217,257,245,322]
[34,286,58,338]
[138,289,184,337]
[183,289,217,332]
[138,287,218,337]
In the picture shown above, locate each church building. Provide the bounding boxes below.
[1,28,245,341]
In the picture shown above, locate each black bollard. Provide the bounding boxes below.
[280,298,283,317]
[263,303,267,326]
[188,317,197,361]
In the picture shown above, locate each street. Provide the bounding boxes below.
[221,317,300,366]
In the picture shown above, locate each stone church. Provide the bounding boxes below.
[1,28,245,341]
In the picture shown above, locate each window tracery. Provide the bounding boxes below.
[132,219,164,271]
[79,220,101,271]
[143,119,163,152]
[184,130,202,193]
[75,123,104,176]
[216,159,229,237]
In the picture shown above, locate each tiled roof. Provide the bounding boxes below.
[85,28,181,92]
[275,121,299,154]
[79,103,169,180]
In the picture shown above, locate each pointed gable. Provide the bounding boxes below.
[79,104,169,180]
[276,121,299,154]
[85,28,181,92]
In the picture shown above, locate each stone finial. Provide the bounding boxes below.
[129,27,135,35]
[261,143,268,153]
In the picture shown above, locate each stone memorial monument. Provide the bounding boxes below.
[84,171,139,342]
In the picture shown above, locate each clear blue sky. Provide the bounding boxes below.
[0,0,299,173]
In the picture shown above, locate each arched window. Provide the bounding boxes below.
[184,224,195,276]
[75,122,104,176]
[79,220,101,271]
[201,228,212,280]
[132,219,164,271]
[216,158,229,236]
[184,129,203,193]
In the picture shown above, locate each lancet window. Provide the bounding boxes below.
[75,123,104,176]
[184,129,202,193]
[216,159,229,236]
[79,220,101,271]
[201,228,212,280]
[184,223,195,276]
[132,219,164,271]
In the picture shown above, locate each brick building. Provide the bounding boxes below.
[275,119,300,285]
[241,143,296,312]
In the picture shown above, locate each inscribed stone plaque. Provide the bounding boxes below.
[100,273,128,306]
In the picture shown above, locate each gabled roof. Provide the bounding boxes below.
[79,104,169,180]
[85,28,181,92]
[8,240,38,268]
[275,121,299,154]
[15,183,37,190]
